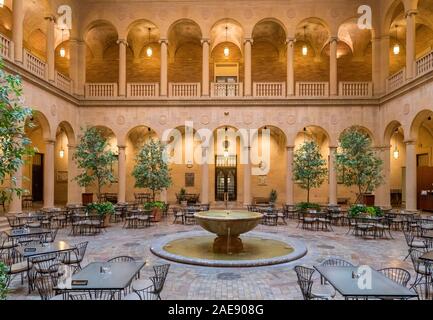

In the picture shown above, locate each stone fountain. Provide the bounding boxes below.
[194,210,263,254]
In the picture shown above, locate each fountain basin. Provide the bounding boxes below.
[194,210,262,253]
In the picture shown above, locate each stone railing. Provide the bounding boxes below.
[85,83,118,99]
[253,82,286,98]
[211,82,243,97]
[0,33,12,60]
[127,83,159,98]
[296,82,329,97]
[387,68,405,92]
[55,71,72,94]
[169,82,201,98]
[23,50,46,79]
[339,81,373,97]
[416,49,433,77]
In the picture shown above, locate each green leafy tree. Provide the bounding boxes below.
[293,141,328,203]
[73,127,117,202]
[133,139,172,202]
[0,262,8,300]
[336,128,384,204]
[0,56,34,206]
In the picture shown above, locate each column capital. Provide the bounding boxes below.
[201,38,210,45]
[404,140,417,146]
[244,38,254,45]
[67,144,76,149]
[159,38,168,45]
[286,145,295,151]
[44,139,56,145]
[329,145,338,150]
[329,36,339,44]
[116,39,128,46]
[117,145,126,150]
[405,9,418,18]
[44,15,57,22]
[286,38,296,46]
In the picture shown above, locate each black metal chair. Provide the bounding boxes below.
[403,230,428,261]
[294,266,335,300]
[68,291,115,300]
[130,284,159,300]
[61,241,88,271]
[107,256,136,263]
[409,249,432,290]
[378,267,411,287]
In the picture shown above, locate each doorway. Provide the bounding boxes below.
[32,153,44,202]
[215,155,237,201]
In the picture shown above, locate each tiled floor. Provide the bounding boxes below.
[6,217,415,300]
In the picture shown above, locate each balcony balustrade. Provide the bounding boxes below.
[296,82,329,97]
[127,83,159,98]
[85,83,118,99]
[211,83,243,98]
[0,33,12,61]
[416,50,433,77]
[339,82,373,97]
[23,50,47,80]
[387,68,406,93]
[169,83,201,98]
[253,82,286,98]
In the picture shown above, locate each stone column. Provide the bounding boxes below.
[160,189,167,203]
[329,37,338,96]
[244,38,253,97]
[286,146,294,205]
[45,15,56,82]
[8,166,23,214]
[381,36,390,92]
[201,39,210,97]
[286,38,295,96]
[201,147,209,204]
[372,37,382,95]
[117,39,128,97]
[405,140,417,211]
[12,0,24,63]
[328,146,338,205]
[67,145,82,205]
[117,146,126,203]
[243,146,251,206]
[43,140,55,209]
[405,10,418,80]
[159,39,168,97]
[69,39,86,96]
[375,146,391,207]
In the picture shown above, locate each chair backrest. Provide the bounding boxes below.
[320,258,354,267]
[107,256,136,263]
[378,268,411,287]
[35,275,57,300]
[153,264,170,280]
[412,283,432,300]
[137,285,159,300]
[409,249,426,272]
[294,266,315,300]
[403,230,415,246]
[151,276,166,295]
[75,241,89,260]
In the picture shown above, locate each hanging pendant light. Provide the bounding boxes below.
[393,24,400,55]
[223,25,230,57]
[59,130,65,159]
[393,129,399,160]
[302,26,308,56]
[146,27,153,57]
[223,127,230,158]
[59,29,66,58]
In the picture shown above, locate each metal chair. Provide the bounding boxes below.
[69,291,115,300]
[130,285,159,300]
[409,249,432,290]
[107,256,136,263]
[378,267,411,287]
[61,241,88,271]
[403,230,428,261]
[294,266,336,300]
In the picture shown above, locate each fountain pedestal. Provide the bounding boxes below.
[213,235,243,254]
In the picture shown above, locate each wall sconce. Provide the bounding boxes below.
[393,146,399,160]
[186,160,193,169]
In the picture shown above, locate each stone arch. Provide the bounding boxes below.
[410,109,433,141]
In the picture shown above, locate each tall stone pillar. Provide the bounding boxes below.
[45,15,56,82]
[405,141,417,211]
[381,36,390,92]
[329,37,338,96]
[12,0,24,63]
[286,146,294,205]
[117,146,126,203]
[201,39,210,97]
[160,39,168,97]
[243,146,251,206]
[328,147,338,205]
[43,140,55,209]
[67,145,82,205]
[201,147,209,204]
[244,39,253,97]
[405,10,418,80]
[117,39,128,97]
[286,38,295,96]
[8,166,23,214]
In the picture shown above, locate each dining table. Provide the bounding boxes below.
[314,265,418,300]
[56,261,146,300]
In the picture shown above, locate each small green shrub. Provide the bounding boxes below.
[87,202,115,217]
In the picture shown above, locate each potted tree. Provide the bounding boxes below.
[293,140,328,209]
[336,128,384,206]
[178,188,187,206]
[0,55,34,213]
[0,262,8,301]
[87,201,115,227]
[133,139,172,222]
[73,127,117,224]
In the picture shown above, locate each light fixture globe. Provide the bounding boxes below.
[393,43,400,55]
[224,46,230,57]
[302,45,308,56]
[59,149,65,159]
[146,46,153,57]
[59,47,66,58]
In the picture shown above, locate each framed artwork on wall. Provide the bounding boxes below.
[185,173,195,187]
[56,171,68,182]
[258,175,267,186]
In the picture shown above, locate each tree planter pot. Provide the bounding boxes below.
[152,208,162,222]
[103,215,111,227]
